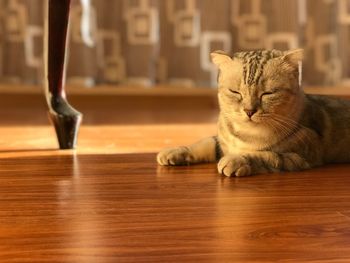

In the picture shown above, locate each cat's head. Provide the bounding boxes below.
[211,49,304,131]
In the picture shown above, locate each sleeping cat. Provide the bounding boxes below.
[157,49,350,177]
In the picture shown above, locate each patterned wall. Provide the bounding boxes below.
[0,0,349,87]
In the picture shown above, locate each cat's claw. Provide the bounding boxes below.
[218,155,252,177]
[157,147,193,166]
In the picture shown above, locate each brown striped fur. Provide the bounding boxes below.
[157,49,350,177]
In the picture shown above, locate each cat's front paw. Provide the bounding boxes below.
[157,146,193,166]
[218,155,251,177]
[282,153,310,171]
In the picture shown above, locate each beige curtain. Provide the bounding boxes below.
[0,0,348,87]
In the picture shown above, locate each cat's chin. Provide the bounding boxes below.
[236,119,261,130]
[234,121,274,139]
[243,118,261,125]
[239,118,274,131]
[233,116,265,127]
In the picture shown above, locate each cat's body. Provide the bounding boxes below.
[157,49,350,176]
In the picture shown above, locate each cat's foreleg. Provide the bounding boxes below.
[218,152,311,177]
[157,136,220,166]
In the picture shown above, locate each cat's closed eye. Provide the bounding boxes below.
[229,89,242,99]
[229,89,240,94]
[261,92,274,97]
[260,92,275,99]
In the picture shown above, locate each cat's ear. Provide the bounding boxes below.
[282,49,304,67]
[211,50,233,69]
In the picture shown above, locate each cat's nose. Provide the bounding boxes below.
[244,109,257,118]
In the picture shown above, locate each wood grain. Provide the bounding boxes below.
[1,154,350,262]
[0,92,350,262]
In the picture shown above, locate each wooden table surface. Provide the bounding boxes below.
[0,92,350,262]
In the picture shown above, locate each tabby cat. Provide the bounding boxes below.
[157,49,350,177]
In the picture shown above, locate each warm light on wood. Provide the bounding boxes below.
[0,90,350,262]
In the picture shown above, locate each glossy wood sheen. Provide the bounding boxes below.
[1,94,350,262]
[1,155,350,262]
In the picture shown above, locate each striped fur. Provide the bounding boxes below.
[157,49,350,177]
[234,50,282,85]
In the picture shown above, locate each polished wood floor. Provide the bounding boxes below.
[1,92,350,262]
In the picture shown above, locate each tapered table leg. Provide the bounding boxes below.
[44,0,82,149]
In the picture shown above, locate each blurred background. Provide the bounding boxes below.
[0,0,349,89]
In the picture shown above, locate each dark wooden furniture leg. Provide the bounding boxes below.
[44,0,82,149]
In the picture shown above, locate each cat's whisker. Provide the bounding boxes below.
[263,120,285,150]
[268,119,292,139]
[273,122,308,148]
[270,114,315,144]
[269,116,314,147]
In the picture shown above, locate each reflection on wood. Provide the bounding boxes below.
[0,91,350,262]
[1,153,350,262]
